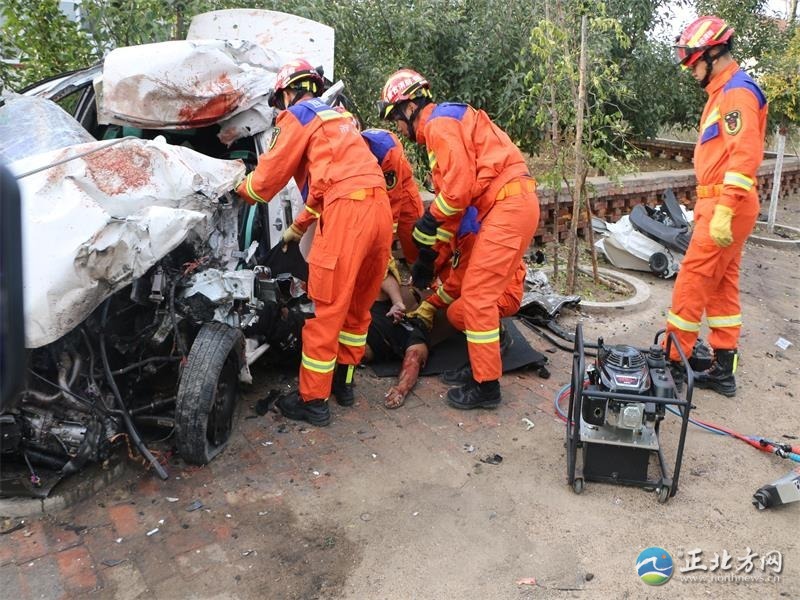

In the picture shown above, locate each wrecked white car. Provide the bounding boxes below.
[0,10,332,495]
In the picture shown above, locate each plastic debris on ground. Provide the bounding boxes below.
[775,337,793,351]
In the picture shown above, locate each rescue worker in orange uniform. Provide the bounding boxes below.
[406,206,527,385]
[379,69,540,409]
[289,127,423,264]
[361,128,425,264]
[668,16,767,397]
[237,59,392,425]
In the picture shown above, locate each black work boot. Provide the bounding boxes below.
[694,349,737,397]
[441,363,472,386]
[446,379,502,410]
[331,364,355,406]
[276,391,331,426]
[441,325,512,385]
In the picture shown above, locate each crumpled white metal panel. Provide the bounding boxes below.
[11,136,245,348]
[99,39,277,130]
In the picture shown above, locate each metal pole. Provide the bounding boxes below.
[767,127,786,234]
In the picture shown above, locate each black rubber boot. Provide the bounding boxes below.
[441,326,513,385]
[331,364,355,406]
[276,391,331,426]
[694,349,737,397]
[446,379,502,410]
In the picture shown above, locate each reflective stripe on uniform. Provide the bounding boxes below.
[702,107,720,130]
[723,171,754,191]
[434,193,461,217]
[436,287,455,305]
[427,150,437,169]
[245,173,268,203]
[317,108,351,121]
[707,314,742,328]
[301,352,336,374]
[412,228,436,246]
[305,205,320,218]
[392,222,399,233]
[667,310,701,332]
[436,227,453,242]
[338,330,367,347]
[465,328,500,344]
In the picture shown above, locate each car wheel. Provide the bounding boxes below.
[175,322,244,465]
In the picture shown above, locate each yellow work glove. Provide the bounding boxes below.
[709,204,734,248]
[282,223,304,244]
[405,300,437,330]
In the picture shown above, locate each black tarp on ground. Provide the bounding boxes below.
[369,317,546,378]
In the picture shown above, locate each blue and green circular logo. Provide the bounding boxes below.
[636,547,674,586]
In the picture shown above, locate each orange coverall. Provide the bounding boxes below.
[666,62,767,361]
[237,98,392,401]
[416,102,539,382]
[361,129,424,263]
[427,208,526,323]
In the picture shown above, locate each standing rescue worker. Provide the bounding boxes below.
[379,69,540,409]
[668,16,767,397]
[361,128,425,264]
[238,59,392,426]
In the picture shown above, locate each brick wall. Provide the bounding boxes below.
[533,140,800,244]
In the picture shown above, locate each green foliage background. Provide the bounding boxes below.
[1,0,797,155]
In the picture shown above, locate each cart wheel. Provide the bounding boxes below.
[657,485,670,504]
[572,477,585,495]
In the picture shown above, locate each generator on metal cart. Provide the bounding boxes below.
[565,324,693,503]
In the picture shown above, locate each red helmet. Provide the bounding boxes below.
[269,59,324,107]
[378,69,431,120]
[674,16,734,68]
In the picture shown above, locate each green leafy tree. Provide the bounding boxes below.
[508,1,643,291]
[0,0,95,90]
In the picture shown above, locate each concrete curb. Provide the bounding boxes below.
[748,222,800,249]
[0,455,129,518]
[576,266,652,315]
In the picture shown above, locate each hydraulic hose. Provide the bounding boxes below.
[553,383,799,463]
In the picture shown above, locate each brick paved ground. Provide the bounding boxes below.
[1,231,798,599]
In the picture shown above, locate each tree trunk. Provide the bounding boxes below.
[545,0,561,278]
[767,126,787,234]
[566,15,587,293]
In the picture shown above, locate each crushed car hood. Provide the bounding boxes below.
[10,135,244,348]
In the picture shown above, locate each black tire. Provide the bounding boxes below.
[175,323,244,465]
[648,252,669,277]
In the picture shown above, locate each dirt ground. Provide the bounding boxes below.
[1,198,798,600]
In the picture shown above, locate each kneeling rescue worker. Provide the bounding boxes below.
[237,59,393,426]
[667,16,767,397]
[379,69,540,409]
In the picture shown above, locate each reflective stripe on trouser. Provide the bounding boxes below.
[665,194,759,361]
[447,189,539,381]
[300,188,393,401]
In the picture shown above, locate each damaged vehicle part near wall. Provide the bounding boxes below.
[0,9,334,496]
[593,189,693,279]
